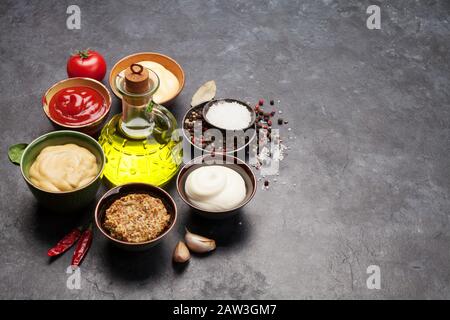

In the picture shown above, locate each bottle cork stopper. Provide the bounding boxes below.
[124,63,149,93]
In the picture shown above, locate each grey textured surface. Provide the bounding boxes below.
[1,0,449,299]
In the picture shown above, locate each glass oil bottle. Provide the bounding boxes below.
[98,63,182,187]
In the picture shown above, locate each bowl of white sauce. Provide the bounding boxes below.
[109,52,185,105]
[176,154,257,219]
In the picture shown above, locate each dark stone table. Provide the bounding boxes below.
[1,0,449,299]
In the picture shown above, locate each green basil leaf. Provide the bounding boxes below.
[8,143,28,165]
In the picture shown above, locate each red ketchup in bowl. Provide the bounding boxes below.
[49,86,106,126]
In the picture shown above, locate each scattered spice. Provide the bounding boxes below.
[47,226,82,257]
[252,99,289,175]
[71,223,93,267]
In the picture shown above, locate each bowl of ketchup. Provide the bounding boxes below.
[43,77,112,136]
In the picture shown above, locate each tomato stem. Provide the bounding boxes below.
[76,49,90,59]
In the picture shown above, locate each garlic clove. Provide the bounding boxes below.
[191,80,216,107]
[173,241,191,263]
[185,228,216,253]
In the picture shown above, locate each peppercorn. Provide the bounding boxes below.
[258,99,264,106]
[278,118,283,125]
[259,110,264,116]
[264,180,269,187]
[270,110,276,117]
[270,100,274,105]
[284,120,289,124]
[268,120,272,126]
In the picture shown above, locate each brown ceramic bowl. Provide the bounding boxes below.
[94,183,177,251]
[176,154,257,219]
[109,52,185,105]
[42,77,112,137]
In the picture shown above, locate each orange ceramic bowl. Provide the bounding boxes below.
[42,77,112,137]
[109,52,185,105]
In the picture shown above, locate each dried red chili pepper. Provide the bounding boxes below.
[71,223,93,267]
[47,226,82,257]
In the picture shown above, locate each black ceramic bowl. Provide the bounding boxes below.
[176,154,257,219]
[94,183,177,251]
[182,104,257,158]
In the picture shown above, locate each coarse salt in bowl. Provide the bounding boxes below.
[202,99,256,131]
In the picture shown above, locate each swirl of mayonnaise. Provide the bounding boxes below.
[29,144,98,192]
[184,165,246,211]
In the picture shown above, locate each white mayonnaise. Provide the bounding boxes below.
[184,165,246,212]
[29,144,98,192]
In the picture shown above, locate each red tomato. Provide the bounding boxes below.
[67,49,107,82]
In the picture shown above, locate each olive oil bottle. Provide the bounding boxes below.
[99,63,182,187]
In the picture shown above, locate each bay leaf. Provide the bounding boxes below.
[191,80,216,107]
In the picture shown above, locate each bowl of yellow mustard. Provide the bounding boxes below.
[20,130,105,213]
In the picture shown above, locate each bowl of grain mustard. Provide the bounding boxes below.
[20,130,105,213]
[94,183,177,251]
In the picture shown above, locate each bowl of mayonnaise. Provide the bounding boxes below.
[19,130,105,213]
[176,154,257,219]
